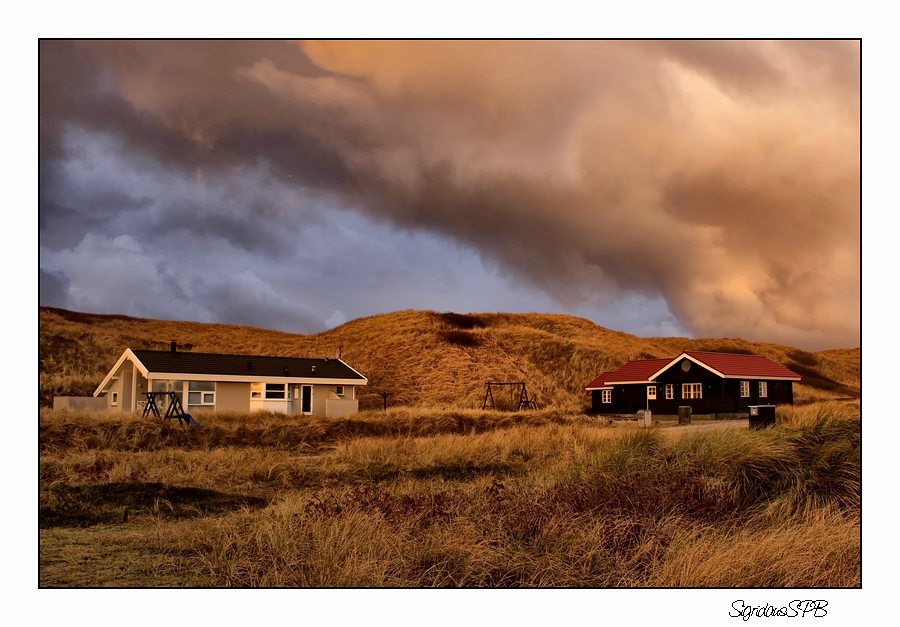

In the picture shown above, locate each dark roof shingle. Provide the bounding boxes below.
[131,350,366,381]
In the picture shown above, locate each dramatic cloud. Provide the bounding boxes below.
[39,40,859,349]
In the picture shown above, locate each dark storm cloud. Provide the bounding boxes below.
[40,41,353,185]
[196,277,326,335]
[39,158,155,251]
[39,268,70,309]
[39,40,860,349]
[40,41,355,260]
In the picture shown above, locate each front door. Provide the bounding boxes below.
[301,385,312,414]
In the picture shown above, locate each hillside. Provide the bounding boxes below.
[39,307,861,410]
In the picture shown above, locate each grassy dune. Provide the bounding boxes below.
[39,307,860,409]
[39,401,860,587]
[39,308,861,586]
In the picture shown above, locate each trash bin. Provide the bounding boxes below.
[637,409,652,427]
[749,405,776,429]
[678,406,691,425]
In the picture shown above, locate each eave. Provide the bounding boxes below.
[647,353,725,381]
[93,349,148,397]
[601,380,655,385]
[145,372,368,386]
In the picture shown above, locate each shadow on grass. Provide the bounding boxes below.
[353,461,527,483]
[40,482,269,528]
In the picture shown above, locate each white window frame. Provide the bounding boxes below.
[647,385,656,400]
[251,382,263,399]
[336,385,344,397]
[665,384,674,400]
[149,380,184,410]
[740,381,750,398]
[601,389,612,404]
[758,381,768,398]
[682,383,702,399]
[187,381,216,411]
[264,383,287,400]
[111,392,118,406]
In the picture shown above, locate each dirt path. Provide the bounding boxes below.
[656,418,750,439]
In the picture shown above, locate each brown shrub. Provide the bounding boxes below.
[433,312,488,329]
[439,330,483,347]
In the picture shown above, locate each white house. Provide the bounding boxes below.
[93,342,367,417]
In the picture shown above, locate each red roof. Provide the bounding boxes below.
[681,351,801,379]
[585,351,800,390]
[585,358,672,389]
[585,371,616,389]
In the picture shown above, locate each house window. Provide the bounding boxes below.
[111,392,118,406]
[601,389,612,404]
[647,386,656,400]
[151,380,183,393]
[265,383,286,399]
[149,381,183,409]
[740,381,750,397]
[759,382,768,398]
[665,384,674,400]
[336,385,344,396]
[682,383,702,399]
[188,381,215,411]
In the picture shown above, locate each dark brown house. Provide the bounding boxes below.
[586,351,801,416]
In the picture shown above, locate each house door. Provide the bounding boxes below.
[645,385,657,410]
[301,385,312,414]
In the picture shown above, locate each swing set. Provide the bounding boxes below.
[141,391,201,427]
[481,382,537,411]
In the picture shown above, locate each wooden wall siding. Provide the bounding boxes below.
[312,385,328,416]
[107,368,124,411]
[135,372,148,411]
[53,396,108,411]
[592,377,795,416]
[217,382,251,413]
[591,390,613,413]
[121,362,133,412]
[325,398,359,418]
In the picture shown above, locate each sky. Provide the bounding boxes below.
[38,40,860,350]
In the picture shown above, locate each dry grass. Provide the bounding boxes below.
[39,307,861,586]
[40,401,860,587]
[647,507,860,587]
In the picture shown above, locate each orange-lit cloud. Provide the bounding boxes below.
[40,40,859,348]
